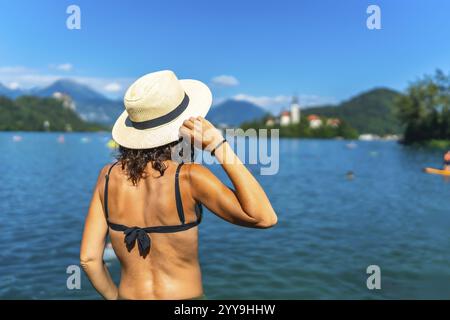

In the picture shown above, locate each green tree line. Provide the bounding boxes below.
[241,115,359,139]
[0,95,106,131]
[395,70,450,145]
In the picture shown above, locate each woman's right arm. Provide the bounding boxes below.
[180,117,278,228]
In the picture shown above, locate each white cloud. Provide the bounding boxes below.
[212,97,227,106]
[55,63,73,72]
[296,94,338,107]
[8,82,20,90]
[104,82,122,92]
[0,66,34,74]
[231,93,338,113]
[211,75,239,87]
[0,65,132,98]
[232,94,291,108]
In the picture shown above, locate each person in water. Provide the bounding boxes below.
[444,151,450,171]
[346,171,354,180]
[80,70,277,300]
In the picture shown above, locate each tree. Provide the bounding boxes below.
[395,70,450,144]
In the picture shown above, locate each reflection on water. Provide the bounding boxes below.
[0,132,449,299]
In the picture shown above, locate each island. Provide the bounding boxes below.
[0,95,107,132]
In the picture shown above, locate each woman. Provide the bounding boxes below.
[80,70,277,300]
[444,150,450,171]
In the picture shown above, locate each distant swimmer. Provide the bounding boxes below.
[346,171,354,180]
[444,151,450,171]
[423,151,450,176]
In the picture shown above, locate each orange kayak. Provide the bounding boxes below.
[424,167,450,176]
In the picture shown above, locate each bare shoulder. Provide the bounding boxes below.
[182,162,213,183]
[181,163,224,198]
[101,162,115,177]
[101,163,111,174]
[95,163,117,186]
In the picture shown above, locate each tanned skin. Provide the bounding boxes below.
[80,117,277,300]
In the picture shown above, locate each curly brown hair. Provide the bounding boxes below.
[116,139,194,185]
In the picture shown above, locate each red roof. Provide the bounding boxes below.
[327,118,341,124]
[307,114,319,121]
[281,111,290,116]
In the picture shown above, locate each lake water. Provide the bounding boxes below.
[1,132,450,299]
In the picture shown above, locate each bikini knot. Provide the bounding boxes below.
[123,227,151,257]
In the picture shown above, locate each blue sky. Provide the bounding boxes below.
[0,0,449,112]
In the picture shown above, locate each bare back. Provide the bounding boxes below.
[100,161,203,300]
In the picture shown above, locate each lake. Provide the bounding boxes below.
[1,132,449,299]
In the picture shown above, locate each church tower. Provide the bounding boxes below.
[290,96,301,124]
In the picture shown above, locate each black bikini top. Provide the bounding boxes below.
[104,161,202,258]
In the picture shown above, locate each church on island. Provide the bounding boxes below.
[265,96,341,129]
[265,96,300,127]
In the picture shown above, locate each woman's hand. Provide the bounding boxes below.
[179,116,224,152]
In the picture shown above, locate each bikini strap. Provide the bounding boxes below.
[174,162,186,224]
[104,161,119,220]
[194,202,203,224]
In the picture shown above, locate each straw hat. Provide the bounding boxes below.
[112,70,212,149]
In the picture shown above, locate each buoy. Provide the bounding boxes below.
[106,139,118,149]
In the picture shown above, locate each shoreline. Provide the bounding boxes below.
[400,139,450,150]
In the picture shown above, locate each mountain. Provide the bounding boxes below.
[0,83,12,96]
[34,79,123,125]
[35,79,105,101]
[71,98,123,124]
[0,83,24,99]
[207,100,267,127]
[0,79,403,132]
[0,95,106,131]
[302,88,402,135]
[0,79,123,125]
